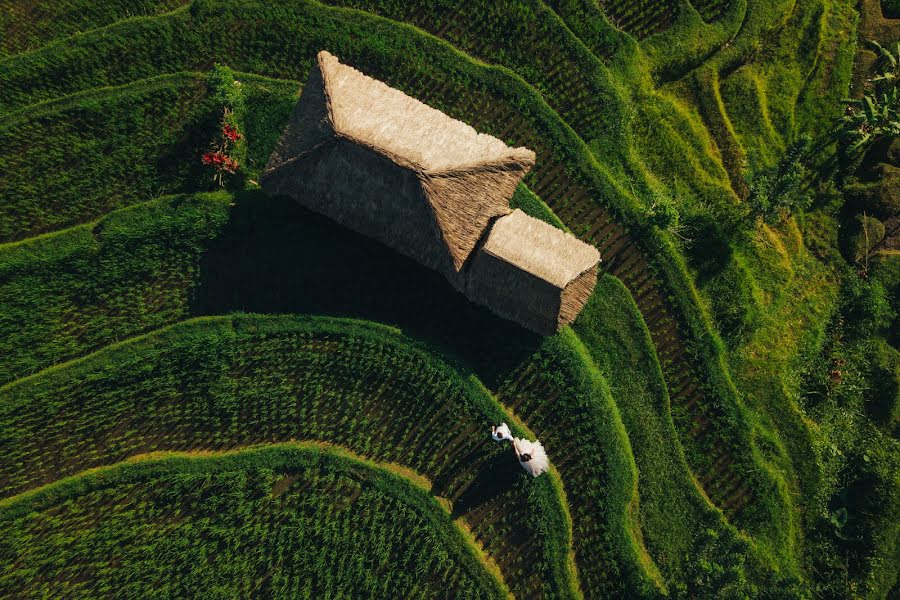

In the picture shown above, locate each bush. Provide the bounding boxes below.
[868,340,899,427]
[745,135,813,225]
[843,276,894,338]
[888,137,900,166]
[703,259,763,348]
[844,165,900,220]
[646,189,680,230]
[843,214,886,264]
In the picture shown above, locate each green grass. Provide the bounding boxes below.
[0,313,578,599]
[0,0,187,59]
[0,0,894,595]
[0,0,797,572]
[0,443,508,599]
[572,274,741,589]
[0,71,296,241]
[499,328,666,596]
[0,192,232,384]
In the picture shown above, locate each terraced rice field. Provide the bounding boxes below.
[2,0,894,598]
[0,443,508,598]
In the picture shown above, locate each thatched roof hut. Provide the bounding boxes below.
[261,51,600,334]
[467,210,599,335]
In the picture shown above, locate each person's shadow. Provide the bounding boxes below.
[190,189,542,386]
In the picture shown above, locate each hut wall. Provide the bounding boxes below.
[465,250,562,335]
[260,138,458,280]
[557,267,598,330]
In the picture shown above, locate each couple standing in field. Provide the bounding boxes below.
[491,423,548,477]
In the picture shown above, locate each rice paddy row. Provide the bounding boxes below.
[0,314,577,599]
[0,443,508,599]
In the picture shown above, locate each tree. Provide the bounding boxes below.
[745,135,813,225]
[840,41,900,154]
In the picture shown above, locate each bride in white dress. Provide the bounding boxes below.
[491,422,549,477]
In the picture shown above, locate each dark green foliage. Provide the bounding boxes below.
[746,136,814,225]
[843,164,900,220]
[883,0,900,18]
[703,258,763,349]
[646,190,680,230]
[679,527,755,598]
[843,214,886,265]
[0,0,186,59]
[869,340,899,426]
[843,275,893,339]
[0,445,507,599]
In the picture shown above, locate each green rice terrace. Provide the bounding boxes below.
[0,0,897,598]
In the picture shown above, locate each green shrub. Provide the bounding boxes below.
[843,164,900,220]
[745,135,814,225]
[843,214,886,264]
[869,340,900,427]
[646,189,680,230]
[843,276,893,338]
[704,258,764,348]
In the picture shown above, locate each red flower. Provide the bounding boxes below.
[223,124,242,142]
[201,152,216,165]
[223,156,239,174]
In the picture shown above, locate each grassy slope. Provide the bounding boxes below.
[0,182,665,596]
[0,6,786,557]
[0,0,187,59]
[509,182,745,594]
[0,442,508,599]
[0,2,884,592]
[573,275,734,585]
[0,313,577,598]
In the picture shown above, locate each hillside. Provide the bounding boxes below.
[0,1,897,598]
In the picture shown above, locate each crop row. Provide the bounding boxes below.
[0,0,187,59]
[597,0,679,39]
[0,74,213,241]
[0,443,507,599]
[0,314,577,599]
[0,71,296,242]
[497,329,664,597]
[689,0,732,22]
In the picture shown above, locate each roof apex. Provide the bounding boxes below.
[317,50,535,173]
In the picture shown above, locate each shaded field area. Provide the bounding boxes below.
[0,443,508,599]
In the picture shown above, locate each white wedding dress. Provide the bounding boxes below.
[491,422,548,477]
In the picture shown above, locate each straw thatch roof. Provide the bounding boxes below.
[261,51,600,335]
[264,51,534,273]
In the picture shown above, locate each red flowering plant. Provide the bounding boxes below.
[202,108,244,187]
